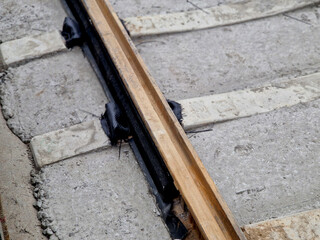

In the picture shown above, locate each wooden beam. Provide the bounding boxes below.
[81,0,246,239]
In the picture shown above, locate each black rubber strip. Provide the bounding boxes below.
[129,139,188,239]
[167,100,183,124]
[61,17,83,48]
[62,1,187,239]
[100,102,130,145]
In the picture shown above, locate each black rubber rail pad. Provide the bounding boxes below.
[62,0,187,239]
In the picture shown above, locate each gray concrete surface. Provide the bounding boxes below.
[133,5,320,100]
[0,30,67,68]
[0,105,45,240]
[32,146,170,240]
[30,119,111,168]
[0,46,170,239]
[0,1,172,239]
[243,209,320,240]
[0,48,107,142]
[0,0,319,239]
[111,0,304,19]
[189,100,320,226]
[0,0,66,43]
[112,0,320,228]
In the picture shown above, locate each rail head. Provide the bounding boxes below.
[81,0,246,239]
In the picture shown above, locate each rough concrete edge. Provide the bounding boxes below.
[30,169,56,238]
[27,141,59,239]
[0,105,44,239]
[30,140,112,169]
[29,141,44,169]
[0,196,9,240]
[29,119,112,168]
[6,48,69,71]
[0,48,8,73]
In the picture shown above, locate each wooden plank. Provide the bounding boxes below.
[0,30,66,69]
[30,119,110,168]
[124,0,319,37]
[243,209,320,240]
[81,0,245,239]
[179,73,320,130]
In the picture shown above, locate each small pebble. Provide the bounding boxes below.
[36,200,42,208]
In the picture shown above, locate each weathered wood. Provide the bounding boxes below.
[124,0,319,37]
[81,0,245,239]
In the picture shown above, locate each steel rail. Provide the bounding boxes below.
[80,0,246,239]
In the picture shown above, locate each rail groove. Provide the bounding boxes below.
[81,0,246,239]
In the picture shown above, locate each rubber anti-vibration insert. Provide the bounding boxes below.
[129,139,188,239]
[101,102,130,145]
[62,0,187,238]
[167,100,183,124]
[61,17,83,48]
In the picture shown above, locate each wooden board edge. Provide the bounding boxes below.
[82,0,246,239]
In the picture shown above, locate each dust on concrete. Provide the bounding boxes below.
[133,5,320,100]
[0,48,107,143]
[0,0,66,43]
[1,0,320,239]
[189,99,320,226]
[0,0,173,238]
[0,105,46,240]
[31,146,171,240]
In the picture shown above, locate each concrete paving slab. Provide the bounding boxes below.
[30,73,320,168]
[111,0,262,19]
[0,105,45,240]
[124,0,318,37]
[33,146,171,240]
[0,1,173,240]
[243,209,320,240]
[0,30,67,68]
[188,99,320,226]
[134,5,320,100]
[1,0,319,238]
[0,48,107,143]
[180,72,320,130]
[31,119,110,168]
[0,0,66,43]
